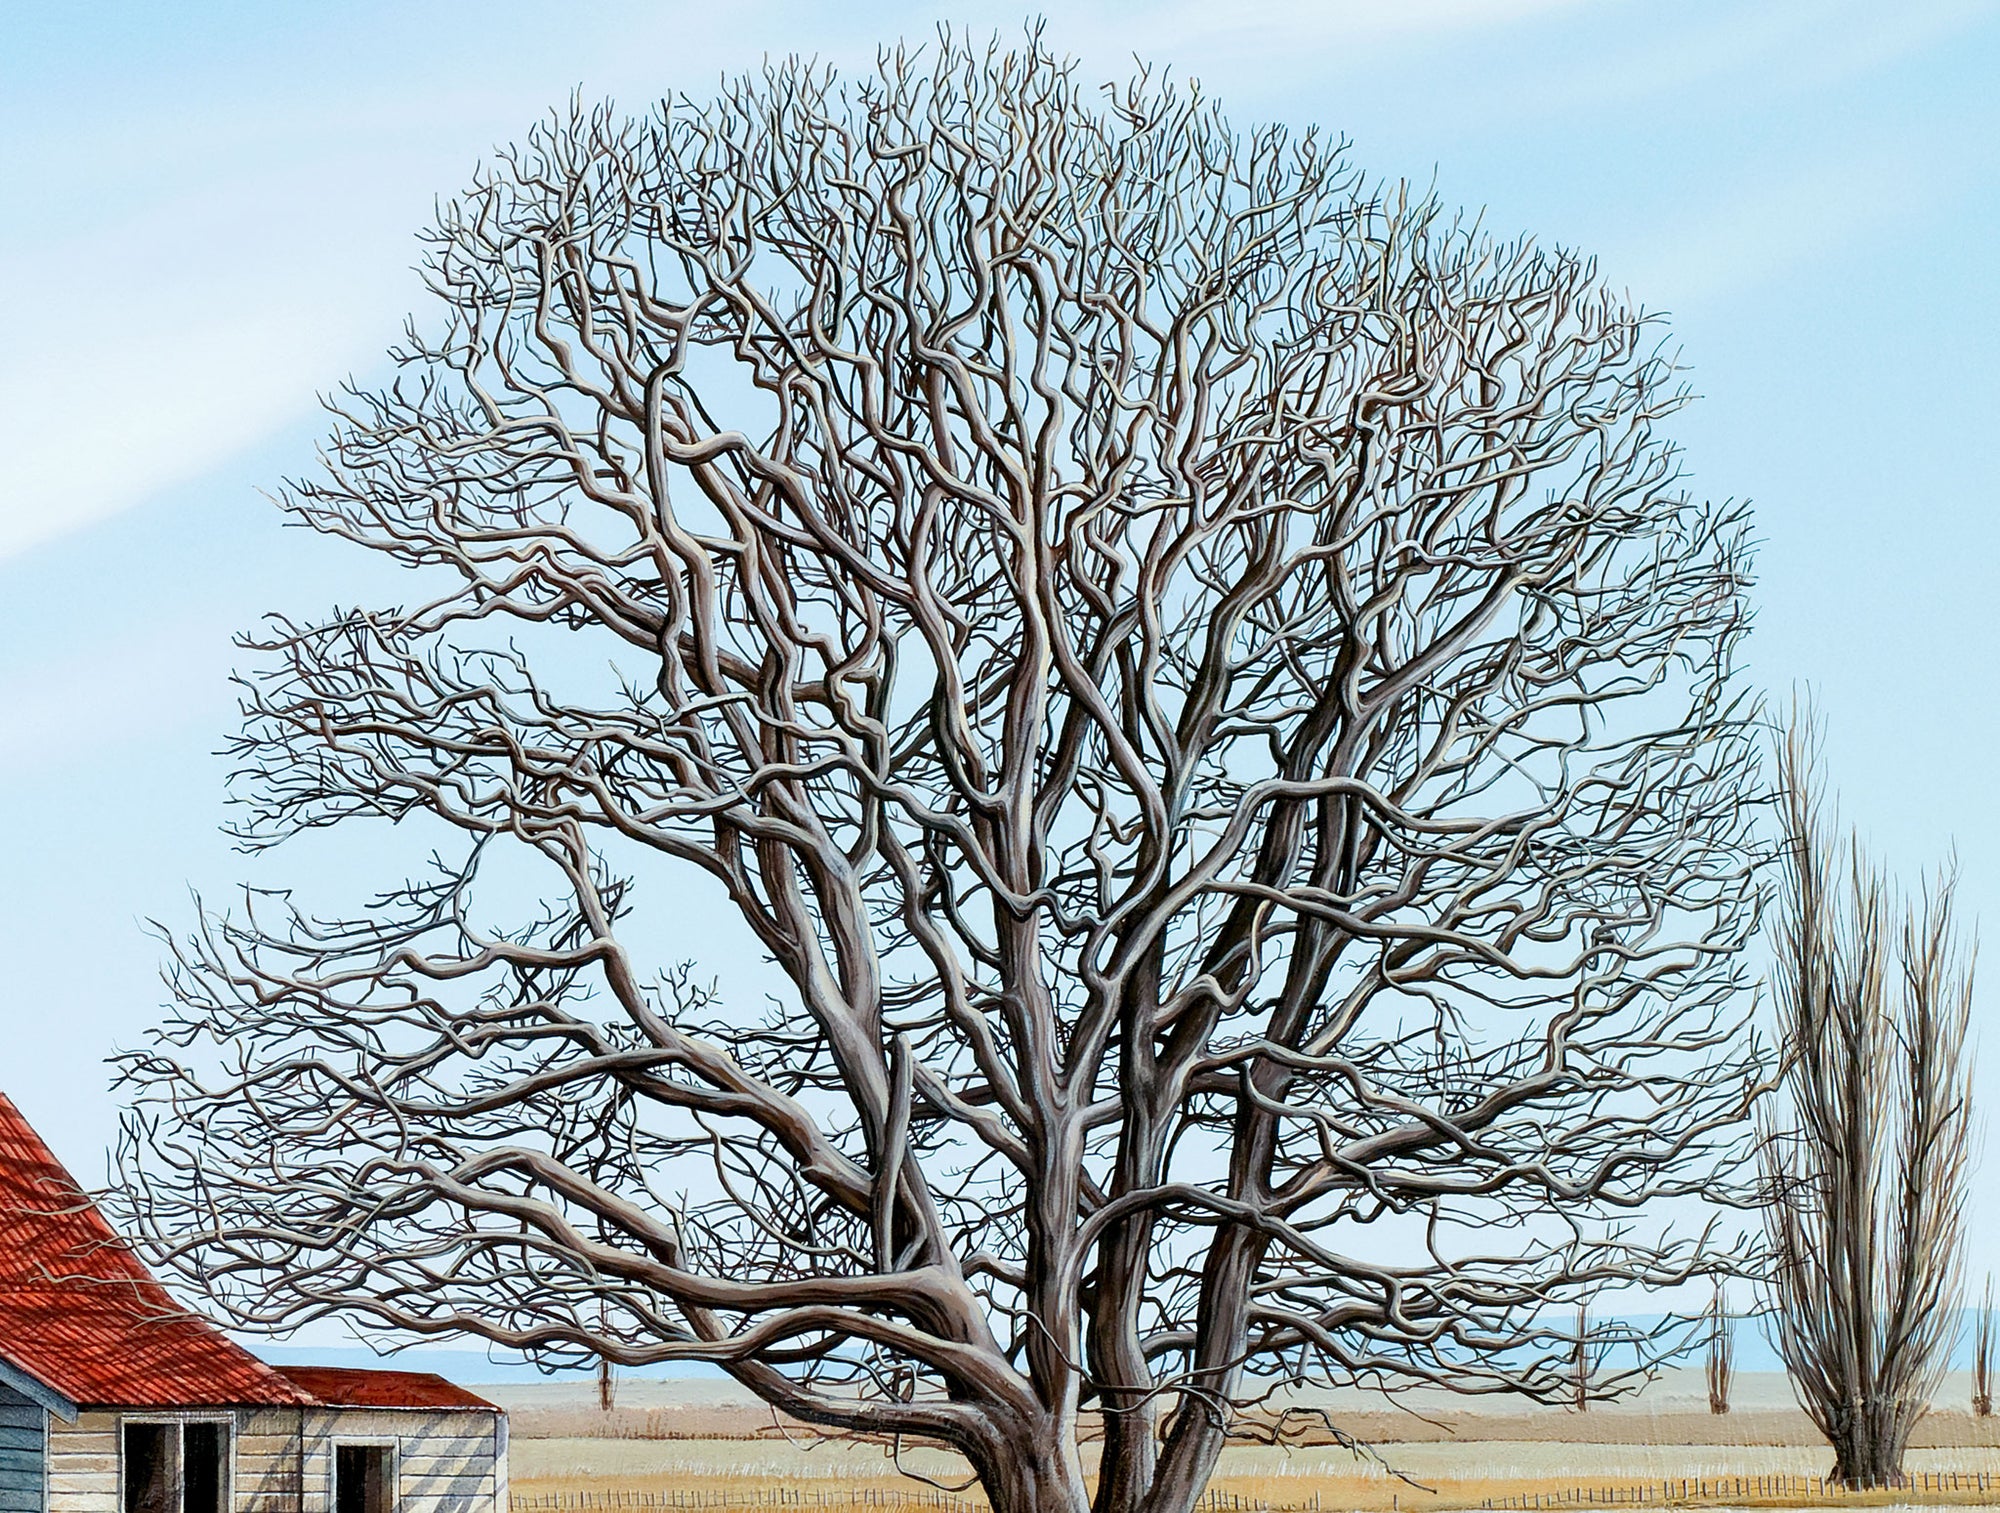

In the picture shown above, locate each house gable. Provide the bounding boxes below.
[0,1359,72,1425]
[0,1095,304,1411]
[0,1093,506,1513]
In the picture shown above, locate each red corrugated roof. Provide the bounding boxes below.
[274,1366,499,1412]
[0,1094,509,1415]
[0,1092,308,1408]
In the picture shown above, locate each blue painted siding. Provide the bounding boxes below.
[0,1381,44,1513]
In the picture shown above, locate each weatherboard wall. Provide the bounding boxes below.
[0,1382,45,1513]
[43,1406,503,1513]
[294,1407,506,1513]
[44,1412,114,1513]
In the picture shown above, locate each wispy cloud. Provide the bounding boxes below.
[0,275,365,562]
[1058,0,1598,53]
[0,610,240,777]
[1605,145,1941,311]
[936,0,1606,96]
[1,0,1993,564]
[0,140,431,561]
[0,0,872,568]
[1516,0,2000,118]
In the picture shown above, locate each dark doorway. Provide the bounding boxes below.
[182,1422,229,1513]
[335,1444,393,1513]
[121,1423,174,1513]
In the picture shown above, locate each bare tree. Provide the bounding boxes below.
[1573,1304,1590,1414]
[597,1300,618,1412]
[1761,715,1976,1487]
[117,37,1764,1513]
[1706,1282,1732,1416]
[1975,1277,1993,1419]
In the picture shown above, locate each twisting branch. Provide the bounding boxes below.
[116,32,1766,1513]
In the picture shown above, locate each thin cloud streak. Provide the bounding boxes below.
[1047,0,1601,54]
[0,612,239,777]
[2,0,1993,562]
[1508,0,2000,120]
[1607,146,1941,310]
[0,2,887,568]
[0,185,411,561]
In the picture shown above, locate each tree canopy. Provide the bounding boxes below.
[122,37,1765,1513]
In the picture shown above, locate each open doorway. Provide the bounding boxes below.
[334,1443,395,1513]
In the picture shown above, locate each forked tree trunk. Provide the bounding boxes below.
[1138,1173,1280,1513]
[974,1425,1093,1513]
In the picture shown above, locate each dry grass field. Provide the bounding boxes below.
[494,1375,2000,1512]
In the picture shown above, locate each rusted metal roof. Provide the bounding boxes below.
[0,1092,310,1409]
[274,1366,500,1412]
[0,1092,508,1415]
[0,1096,508,1408]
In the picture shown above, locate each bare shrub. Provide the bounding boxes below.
[1760,713,1977,1486]
[1706,1284,1733,1416]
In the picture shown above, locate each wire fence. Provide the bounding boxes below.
[511,1491,984,1513]
[510,1490,1311,1513]
[514,1470,2000,1513]
[1481,1470,2000,1507]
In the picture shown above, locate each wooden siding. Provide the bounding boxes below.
[0,1382,46,1513]
[46,1412,115,1513]
[49,1408,502,1513]
[300,1409,503,1513]
[235,1410,302,1513]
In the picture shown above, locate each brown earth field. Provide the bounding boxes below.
[491,1373,2000,1511]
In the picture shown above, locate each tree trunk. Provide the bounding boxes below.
[975,1426,1094,1513]
[1144,1228,1271,1513]
[1088,1332,1159,1513]
[1828,1397,1918,1488]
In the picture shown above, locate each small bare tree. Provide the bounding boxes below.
[1573,1304,1590,1414]
[597,1301,617,1412]
[1706,1282,1733,1415]
[117,37,1764,1513]
[1975,1277,1993,1419]
[1761,715,1976,1487]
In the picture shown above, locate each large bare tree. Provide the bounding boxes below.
[1761,716,1976,1487]
[119,39,1764,1513]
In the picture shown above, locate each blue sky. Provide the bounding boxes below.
[2,0,1998,1340]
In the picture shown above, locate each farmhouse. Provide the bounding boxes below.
[0,1094,508,1513]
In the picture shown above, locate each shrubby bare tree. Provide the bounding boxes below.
[119,38,1764,1513]
[1706,1283,1733,1416]
[1761,716,1976,1487]
[1976,1278,1994,1419]
[1573,1305,1590,1414]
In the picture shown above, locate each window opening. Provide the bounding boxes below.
[121,1424,174,1513]
[121,1420,231,1513]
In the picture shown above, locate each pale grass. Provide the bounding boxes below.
[512,1439,2000,1511]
